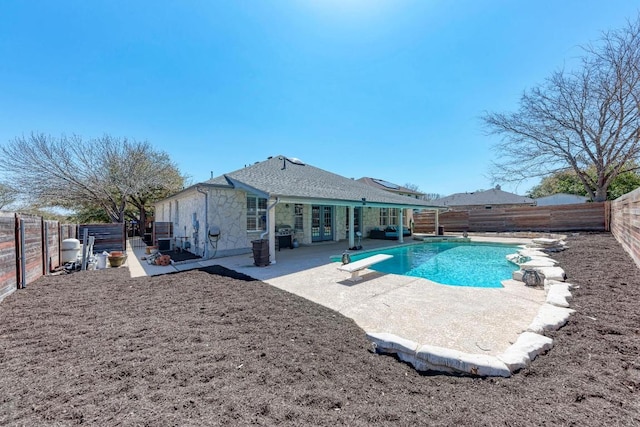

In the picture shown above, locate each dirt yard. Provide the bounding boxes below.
[0,233,638,426]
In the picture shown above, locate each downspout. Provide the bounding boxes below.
[260,197,280,240]
[261,197,280,264]
[196,186,209,258]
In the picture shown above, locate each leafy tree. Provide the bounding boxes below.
[605,169,640,199]
[528,172,587,199]
[0,133,186,223]
[69,205,113,224]
[529,166,640,200]
[484,17,640,202]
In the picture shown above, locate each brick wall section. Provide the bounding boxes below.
[611,187,640,269]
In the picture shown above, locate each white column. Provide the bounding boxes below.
[435,210,440,235]
[398,208,404,243]
[268,201,277,263]
[348,206,355,248]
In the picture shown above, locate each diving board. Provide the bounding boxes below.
[338,254,393,282]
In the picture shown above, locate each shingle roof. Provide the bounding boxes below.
[356,177,424,197]
[205,155,441,208]
[433,188,534,207]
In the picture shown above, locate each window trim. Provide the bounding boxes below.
[246,195,267,231]
[294,204,304,231]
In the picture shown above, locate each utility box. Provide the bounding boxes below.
[157,238,172,251]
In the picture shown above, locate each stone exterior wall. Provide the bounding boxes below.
[156,190,421,258]
[335,206,347,241]
[361,207,414,236]
[274,203,311,245]
[274,204,293,229]
[208,188,253,257]
[155,187,252,258]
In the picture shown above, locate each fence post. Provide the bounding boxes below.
[43,218,48,275]
[81,228,89,271]
[58,222,62,269]
[19,218,26,289]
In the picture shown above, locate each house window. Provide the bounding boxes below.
[294,204,304,231]
[247,196,267,231]
[389,208,398,226]
[345,207,361,233]
[380,208,399,226]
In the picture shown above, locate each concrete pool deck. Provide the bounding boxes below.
[125,234,572,376]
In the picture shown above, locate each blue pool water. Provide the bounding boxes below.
[343,242,520,288]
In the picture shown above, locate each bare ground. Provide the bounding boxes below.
[0,232,638,426]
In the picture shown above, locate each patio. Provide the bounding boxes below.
[124,235,549,370]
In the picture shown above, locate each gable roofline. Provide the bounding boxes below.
[225,176,269,199]
[157,155,445,209]
[154,181,232,202]
[433,187,534,206]
[266,195,441,210]
[205,155,444,209]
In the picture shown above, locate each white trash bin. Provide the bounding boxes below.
[96,252,109,269]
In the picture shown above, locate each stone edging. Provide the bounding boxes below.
[366,250,576,377]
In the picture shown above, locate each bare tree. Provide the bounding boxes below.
[0,133,185,222]
[0,183,17,210]
[421,193,443,201]
[404,183,441,201]
[483,17,640,201]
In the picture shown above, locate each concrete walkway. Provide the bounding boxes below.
[125,235,547,358]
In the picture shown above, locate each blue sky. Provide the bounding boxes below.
[1,1,638,196]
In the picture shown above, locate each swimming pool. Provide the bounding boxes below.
[342,242,520,288]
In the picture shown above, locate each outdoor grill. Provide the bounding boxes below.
[275,225,294,251]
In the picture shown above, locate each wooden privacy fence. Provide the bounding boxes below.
[414,202,610,233]
[79,223,127,253]
[0,213,126,301]
[611,187,640,269]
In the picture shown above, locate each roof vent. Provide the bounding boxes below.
[287,157,305,165]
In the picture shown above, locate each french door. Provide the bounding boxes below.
[311,205,333,242]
